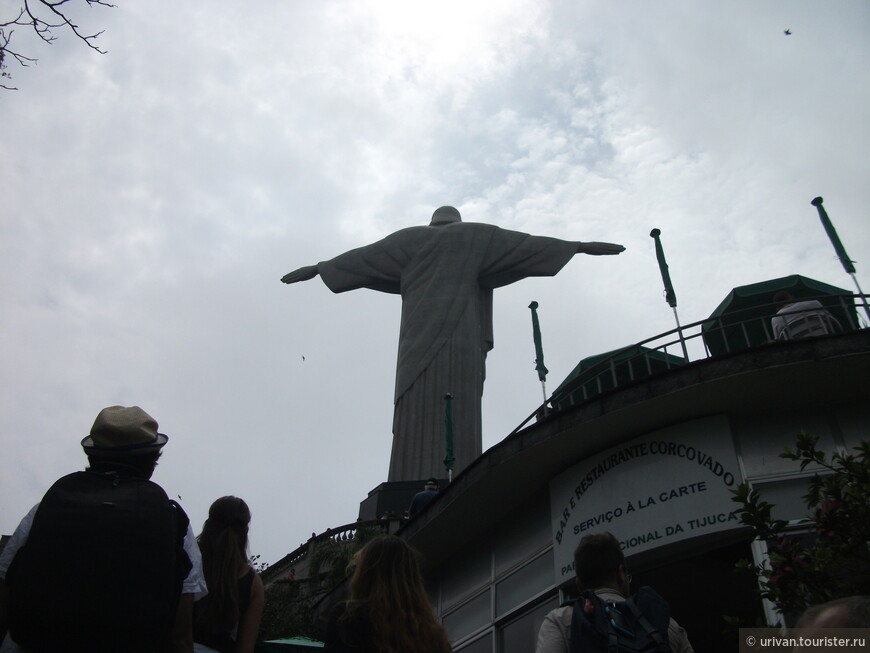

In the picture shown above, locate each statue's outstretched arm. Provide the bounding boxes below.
[576,242,625,256]
[281,264,320,284]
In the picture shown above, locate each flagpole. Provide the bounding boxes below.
[846,275,870,325]
[671,306,688,359]
[443,393,454,483]
[528,302,549,415]
[650,229,690,360]
[811,197,870,323]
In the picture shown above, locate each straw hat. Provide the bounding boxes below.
[81,406,168,457]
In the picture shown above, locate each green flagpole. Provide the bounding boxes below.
[443,393,455,482]
[528,302,549,410]
[812,197,855,274]
[811,197,870,323]
[650,229,677,308]
[650,229,689,360]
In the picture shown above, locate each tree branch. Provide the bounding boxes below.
[0,0,115,89]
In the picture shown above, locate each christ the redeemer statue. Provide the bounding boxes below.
[282,206,624,482]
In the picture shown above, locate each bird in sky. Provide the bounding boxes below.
[784,29,792,35]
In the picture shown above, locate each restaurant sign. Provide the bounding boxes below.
[549,415,743,583]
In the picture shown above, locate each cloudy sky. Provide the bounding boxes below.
[1,1,868,566]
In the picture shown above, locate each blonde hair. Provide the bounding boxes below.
[341,536,451,653]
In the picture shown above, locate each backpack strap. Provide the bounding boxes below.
[624,597,669,653]
[606,614,620,653]
[570,591,625,653]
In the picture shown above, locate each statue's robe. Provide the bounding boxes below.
[318,221,578,481]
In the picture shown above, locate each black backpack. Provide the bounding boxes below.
[6,470,192,653]
[569,586,671,653]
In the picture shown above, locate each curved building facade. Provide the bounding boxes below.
[399,326,869,653]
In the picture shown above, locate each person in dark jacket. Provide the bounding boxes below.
[408,478,440,518]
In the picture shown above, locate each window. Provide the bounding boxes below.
[495,549,553,617]
[443,589,492,642]
[499,596,559,653]
[455,631,492,653]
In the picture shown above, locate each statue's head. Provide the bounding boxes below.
[430,206,462,226]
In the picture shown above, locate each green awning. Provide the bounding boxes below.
[701,274,858,356]
[551,344,687,411]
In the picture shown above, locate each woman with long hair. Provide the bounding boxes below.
[194,496,265,653]
[324,535,451,653]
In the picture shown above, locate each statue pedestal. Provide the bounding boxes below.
[358,479,448,521]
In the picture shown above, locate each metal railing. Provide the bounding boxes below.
[261,516,401,584]
[511,293,867,434]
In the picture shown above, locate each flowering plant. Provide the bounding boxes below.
[731,432,870,618]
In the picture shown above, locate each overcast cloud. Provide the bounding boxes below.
[1,1,868,565]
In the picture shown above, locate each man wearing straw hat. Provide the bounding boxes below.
[0,406,206,653]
